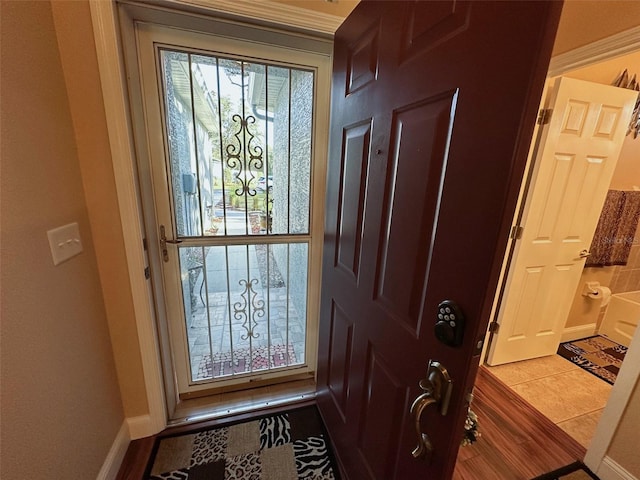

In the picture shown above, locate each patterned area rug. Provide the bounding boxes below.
[557,336,627,385]
[146,406,339,480]
[196,345,296,380]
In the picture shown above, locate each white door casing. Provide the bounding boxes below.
[488,77,637,366]
[131,22,331,397]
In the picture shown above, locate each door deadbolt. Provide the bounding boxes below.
[434,300,465,347]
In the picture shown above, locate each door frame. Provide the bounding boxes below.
[486,77,637,366]
[88,0,336,438]
[89,1,640,461]
[126,19,332,398]
[482,25,640,478]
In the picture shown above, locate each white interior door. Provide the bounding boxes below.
[131,23,330,396]
[487,76,637,366]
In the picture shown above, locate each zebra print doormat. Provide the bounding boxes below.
[532,461,600,479]
[146,406,339,479]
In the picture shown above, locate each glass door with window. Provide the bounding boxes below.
[133,24,329,397]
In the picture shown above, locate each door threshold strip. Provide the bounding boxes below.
[169,378,316,426]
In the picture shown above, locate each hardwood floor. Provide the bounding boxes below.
[116,436,155,480]
[486,354,611,448]
[117,368,585,479]
[453,367,586,480]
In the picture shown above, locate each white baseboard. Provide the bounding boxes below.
[561,323,597,343]
[95,415,157,479]
[96,421,130,480]
[127,413,156,440]
[596,456,638,480]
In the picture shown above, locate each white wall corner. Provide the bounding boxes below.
[127,414,156,440]
[585,321,640,476]
[96,421,130,480]
[561,323,597,343]
[597,456,639,480]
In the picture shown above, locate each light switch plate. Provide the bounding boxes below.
[47,222,83,265]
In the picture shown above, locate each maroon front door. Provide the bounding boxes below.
[317,2,562,478]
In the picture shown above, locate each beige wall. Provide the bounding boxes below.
[0,1,124,477]
[553,0,640,56]
[561,51,640,91]
[50,0,148,418]
[611,135,640,192]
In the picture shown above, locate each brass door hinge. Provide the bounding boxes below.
[488,322,500,334]
[510,225,524,240]
[537,108,552,125]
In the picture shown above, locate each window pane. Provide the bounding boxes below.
[161,51,202,237]
[288,242,308,364]
[268,66,290,235]
[178,246,212,380]
[161,50,313,239]
[289,70,314,234]
[191,54,225,237]
[181,242,308,381]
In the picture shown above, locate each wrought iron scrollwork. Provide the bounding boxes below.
[234,278,265,340]
[226,114,264,197]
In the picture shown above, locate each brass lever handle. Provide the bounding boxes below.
[578,249,591,259]
[409,361,453,462]
[160,225,182,263]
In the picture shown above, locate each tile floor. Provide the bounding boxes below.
[486,353,612,448]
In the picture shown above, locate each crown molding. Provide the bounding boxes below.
[158,0,345,36]
[549,26,640,77]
